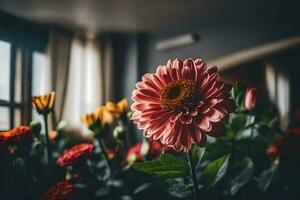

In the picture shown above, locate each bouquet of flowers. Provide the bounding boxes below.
[0,58,299,200]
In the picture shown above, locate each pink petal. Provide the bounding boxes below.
[194,116,212,132]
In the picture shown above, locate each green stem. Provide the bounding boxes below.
[187,150,199,200]
[43,114,51,163]
[51,109,57,129]
[98,138,111,175]
[247,115,255,156]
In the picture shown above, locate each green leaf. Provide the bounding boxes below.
[191,144,205,167]
[231,82,246,108]
[231,114,247,134]
[258,165,278,191]
[228,157,254,195]
[204,154,230,187]
[131,153,189,181]
[164,178,192,198]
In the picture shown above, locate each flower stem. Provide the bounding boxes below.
[43,114,51,163]
[247,115,255,156]
[187,150,199,200]
[98,138,112,175]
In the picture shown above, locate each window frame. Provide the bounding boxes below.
[0,42,33,131]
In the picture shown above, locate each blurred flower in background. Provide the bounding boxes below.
[245,87,260,111]
[0,126,32,144]
[42,181,75,200]
[127,143,143,164]
[56,143,94,167]
[32,91,56,115]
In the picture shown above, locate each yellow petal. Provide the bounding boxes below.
[81,113,98,126]
[105,102,118,112]
[97,107,114,125]
[117,99,128,114]
[32,91,56,114]
[47,92,56,110]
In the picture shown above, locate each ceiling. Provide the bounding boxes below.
[0,0,299,35]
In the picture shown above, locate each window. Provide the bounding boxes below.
[0,41,23,131]
[0,40,32,131]
[0,41,11,130]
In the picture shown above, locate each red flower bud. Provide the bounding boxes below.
[245,87,260,111]
[127,143,143,163]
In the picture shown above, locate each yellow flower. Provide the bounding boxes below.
[81,99,129,128]
[96,106,115,125]
[103,99,129,117]
[81,112,99,127]
[32,92,56,115]
[116,99,129,114]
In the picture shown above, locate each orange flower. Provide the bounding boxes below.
[0,126,32,144]
[56,143,94,167]
[96,106,115,125]
[81,112,100,127]
[116,99,129,115]
[42,181,75,200]
[102,99,129,117]
[81,99,129,127]
[32,91,56,114]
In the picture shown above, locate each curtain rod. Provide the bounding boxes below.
[208,35,300,71]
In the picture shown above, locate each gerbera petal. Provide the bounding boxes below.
[206,108,223,122]
[194,116,212,132]
[208,66,218,74]
[208,121,226,137]
[197,133,207,147]
[190,126,202,142]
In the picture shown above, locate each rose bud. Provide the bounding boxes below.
[245,87,260,111]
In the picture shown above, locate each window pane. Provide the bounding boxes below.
[14,109,22,127]
[0,107,10,131]
[32,51,50,96]
[0,41,11,101]
[14,48,22,103]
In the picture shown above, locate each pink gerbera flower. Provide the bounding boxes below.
[131,58,236,152]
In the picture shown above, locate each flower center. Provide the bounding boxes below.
[160,79,195,110]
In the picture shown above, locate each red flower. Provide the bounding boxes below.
[148,140,173,156]
[131,58,236,152]
[245,87,260,111]
[56,143,94,167]
[266,145,279,160]
[42,181,75,200]
[127,143,143,163]
[0,126,32,144]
